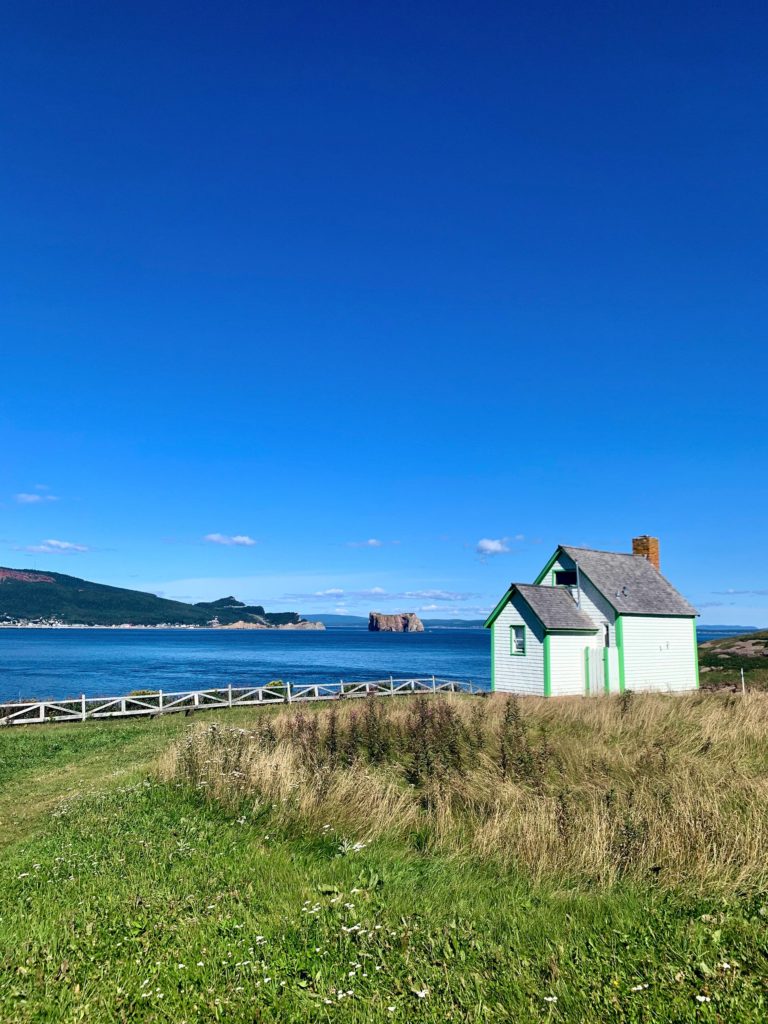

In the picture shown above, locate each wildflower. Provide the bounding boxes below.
[196,961,204,967]
[719,962,731,970]
[414,989,428,998]
[630,983,649,991]
[696,995,711,1003]
[17,873,29,879]
[388,1007,396,1014]
[544,995,557,1003]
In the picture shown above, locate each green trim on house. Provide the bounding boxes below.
[533,549,561,585]
[603,646,611,694]
[534,547,624,616]
[510,624,526,656]
[584,647,590,695]
[692,618,700,689]
[490,622,496,692]
[544,627,599,635]
[614,612,698,619]
[484,589,512,629]
[543,635,552,698]
[615,616,627,692]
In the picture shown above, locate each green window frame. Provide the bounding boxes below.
[510,624,526,656]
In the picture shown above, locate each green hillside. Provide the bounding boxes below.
[0,567,301,627]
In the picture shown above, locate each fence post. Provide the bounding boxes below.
[432,674,436,691]
[228,683,233,707]
[287,683,292,704]
[81,694,86,721]
[159,690,163,712]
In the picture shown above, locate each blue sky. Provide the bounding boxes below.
[1,1,767,624]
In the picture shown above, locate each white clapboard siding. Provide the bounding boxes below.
[492,594,545,695]
[620,616,698,692]
[548,634,600,697]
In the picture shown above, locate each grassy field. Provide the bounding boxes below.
[2,694,768,1022]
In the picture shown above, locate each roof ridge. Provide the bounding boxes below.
[561,544,637,558]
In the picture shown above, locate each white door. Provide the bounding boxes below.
[585,647,604,695]
[585,646,620,695]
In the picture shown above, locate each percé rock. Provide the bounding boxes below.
[368,612,424,633]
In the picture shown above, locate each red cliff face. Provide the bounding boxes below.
[0,569,55,584]
[368,612,425,633]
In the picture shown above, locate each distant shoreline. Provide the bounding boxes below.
[0,622,325,631]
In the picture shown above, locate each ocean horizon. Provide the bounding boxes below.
[0,623,757,704]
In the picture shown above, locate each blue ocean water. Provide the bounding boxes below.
[0,628,491,703]
[0,624,756,704]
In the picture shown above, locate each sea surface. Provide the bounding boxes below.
[0,624,756,704]
[0,628,490,703]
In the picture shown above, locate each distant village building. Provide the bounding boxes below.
[484,536,699,696]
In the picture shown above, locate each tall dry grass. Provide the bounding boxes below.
[160,691,768,890]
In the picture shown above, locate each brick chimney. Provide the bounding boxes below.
[632,535,660,571]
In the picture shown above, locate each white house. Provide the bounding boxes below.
[484,536,699,696]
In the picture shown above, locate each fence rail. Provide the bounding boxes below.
[0,676,476,727]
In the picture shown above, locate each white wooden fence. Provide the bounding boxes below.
[0,676,476,727]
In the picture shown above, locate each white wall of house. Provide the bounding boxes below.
[549,632,603,697]
[620,616,698,692]
[492,593,545,695]
[541,553,617,644]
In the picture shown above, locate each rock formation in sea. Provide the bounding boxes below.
[368,612,424,633]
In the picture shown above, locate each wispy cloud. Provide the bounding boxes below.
[14,492,59,504]
[713,589,768,596]
[347,538,383,548]
[203,533,257,547]
[476,537,511,557]
[23,539,89,554]
[288,586,475,603]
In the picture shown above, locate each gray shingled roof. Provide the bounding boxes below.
[560,546,697,616]
[513,584,598,631]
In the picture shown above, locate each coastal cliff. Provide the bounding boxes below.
[368,612,424,633]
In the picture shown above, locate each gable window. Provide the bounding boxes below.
[554,570,578,587]
[510,625,526,655]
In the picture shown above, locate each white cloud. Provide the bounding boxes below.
[347,538,383,548]
[315,588,345,597]
[203,533,256,547]
[24,539,89,554]
[419,604,441,611]
[713,589,768,596]
[404,589,476,601]
[476,538,510,556]
[14,492,59,504]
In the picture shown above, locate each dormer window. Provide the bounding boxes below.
[554,570,578,587]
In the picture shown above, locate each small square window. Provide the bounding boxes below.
[554,570,578,587]
[510,625,526,655]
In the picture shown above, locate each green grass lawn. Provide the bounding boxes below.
[1,701,768,1022]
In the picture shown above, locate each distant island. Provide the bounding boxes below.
[309,613,486,629]
[0,567,324,629]
[368,611,424,633]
